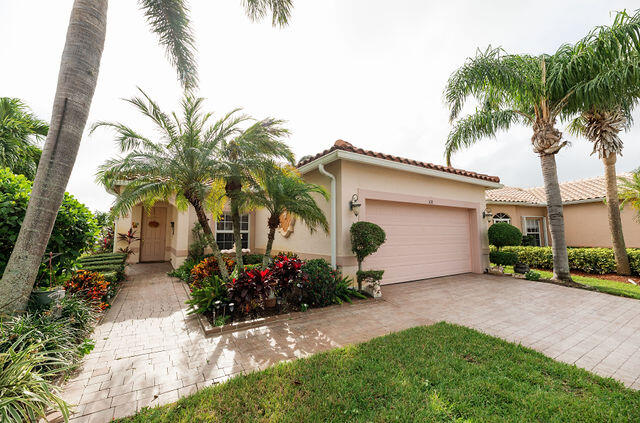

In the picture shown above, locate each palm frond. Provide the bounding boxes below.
[139,0,198,89]
[242,0,293,27]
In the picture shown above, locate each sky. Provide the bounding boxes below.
[2,0,640,212]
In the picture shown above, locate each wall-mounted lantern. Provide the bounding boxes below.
[482,209,493,219]
[349,194,362,216]
[170,221,175,235]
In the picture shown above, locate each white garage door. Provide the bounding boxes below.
[365,199,472,284]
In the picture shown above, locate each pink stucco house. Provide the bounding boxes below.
[486,173,640,248]
[113,140,502,285]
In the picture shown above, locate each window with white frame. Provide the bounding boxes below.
[215,213,249,250]
[493,212,511,224]
[525,218,541,246]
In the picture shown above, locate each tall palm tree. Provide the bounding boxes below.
[93,90,265,281]
[0,97,48,179]
[0,0,294,314]
[443,10,640,283]
[216,122,294,270]
[248,164,329,268]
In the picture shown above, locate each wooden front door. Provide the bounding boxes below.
[140,207,167,262]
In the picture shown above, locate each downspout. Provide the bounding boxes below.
[318,164,337,270]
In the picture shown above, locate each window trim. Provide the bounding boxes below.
[492,212,511,224]
[524,217,542,247]
[215,213,250,250]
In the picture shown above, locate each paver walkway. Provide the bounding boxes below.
[60,263,640,422]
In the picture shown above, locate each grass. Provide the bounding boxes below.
[503,266,640,300]
[118,323,640,422]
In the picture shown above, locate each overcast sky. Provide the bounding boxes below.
[2,1,640,212]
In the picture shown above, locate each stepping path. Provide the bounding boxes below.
[59,263,640,422]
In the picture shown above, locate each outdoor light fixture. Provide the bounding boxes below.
[170,221,175,235]
[482,209,493,219]
[349,194,362,216]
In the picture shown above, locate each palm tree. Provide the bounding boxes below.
[93,90,267,281]
[443,11,640,283]
[216,122,294,270]
[0,97,48,179]
[0,0,294,314]
[249,164,329,268]
[619,169,640,220]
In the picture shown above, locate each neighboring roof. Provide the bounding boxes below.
[486,173,633,205]
[297,140,501,184]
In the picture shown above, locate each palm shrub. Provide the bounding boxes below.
[249,163,329,268]
[620,169,640,220]
[0,338,70,423]
[443,11,640,282]
[350,222,386,290]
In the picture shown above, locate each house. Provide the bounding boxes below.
[113,140,502,284]
[486,173,640,248]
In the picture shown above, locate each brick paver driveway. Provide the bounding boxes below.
[62,263,640,422]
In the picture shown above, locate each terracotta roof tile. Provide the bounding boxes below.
[486,173,633,204]
[297,140,500,183]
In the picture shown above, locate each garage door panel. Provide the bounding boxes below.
[365,199,472,284]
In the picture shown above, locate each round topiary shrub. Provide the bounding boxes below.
[488,222,522,250]
[350,221,386,290]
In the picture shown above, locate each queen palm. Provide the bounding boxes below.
[217,122,294,270]
[444,10,640,282]
[93,90,270,281]
[619,169,640,220]
[0,0,294,314]
[0,98,48,179]
[249,164,329,268]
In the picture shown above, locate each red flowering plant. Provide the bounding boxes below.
[65,270,111,310]
[190,256,235,289]
[226,268,276,316]
[268,254,305,301]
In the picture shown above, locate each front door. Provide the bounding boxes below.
[140,207,167,262]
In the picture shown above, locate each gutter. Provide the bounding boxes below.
[317,164,337,270]
[299,149,502,189]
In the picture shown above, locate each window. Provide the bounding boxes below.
[215,213,249,250]
[493,212,511,224]
[525,218,541,246]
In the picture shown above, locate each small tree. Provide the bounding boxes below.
[488,223,522,250]
[350,222,386,290]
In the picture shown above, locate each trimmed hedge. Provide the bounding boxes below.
[76,253,127,282]
[496,246,640,275]
[490,250,518,266]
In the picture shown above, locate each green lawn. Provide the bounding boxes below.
[119,323,640,423]
[503,266,640,300]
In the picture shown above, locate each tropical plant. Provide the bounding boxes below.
[268,253,305,300]
[64,270,110,310]
[216,123,294,271]
[0,97,47,179]
[443,10,640,282]
[249,164,328,268]
[488,223,522,250]
[300,259,340,307]
[226,267,275,315]
[0,0,294,315]
[619,169,640,221]
[0,338,70,423]
[94,210,115,253]
[350,222,386,290]
[116,227,140,257]
[0,168,97,286]
[185,275,228,315]
[94,92,261,281]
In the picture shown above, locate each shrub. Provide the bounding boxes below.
[0,339,70,423]
[243,254,266,265]
[488,223,522,250]
[0,168,98,282]
[350,221,386,289]
[522,235,537,246]
[334,275,366,304]
[490,250,518,267]
[190,256,235,289]
[300,259,340,307]
[525,270,541,281]
[226,268,275,315]
[64,270,110,310]
[168,257,199,282]
[501,246,640,276]
[269,254,305,299]
[186,276,228,315]
[356,270,384,285]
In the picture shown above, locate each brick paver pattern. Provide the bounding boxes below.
[60,263,640,422]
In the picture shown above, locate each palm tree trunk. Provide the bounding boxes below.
[191,199,230,281]
[230,199,244,270]
[0,0,108,315]
[539,153,572,282]
[603,155,630,275]
[262,215,280,269]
